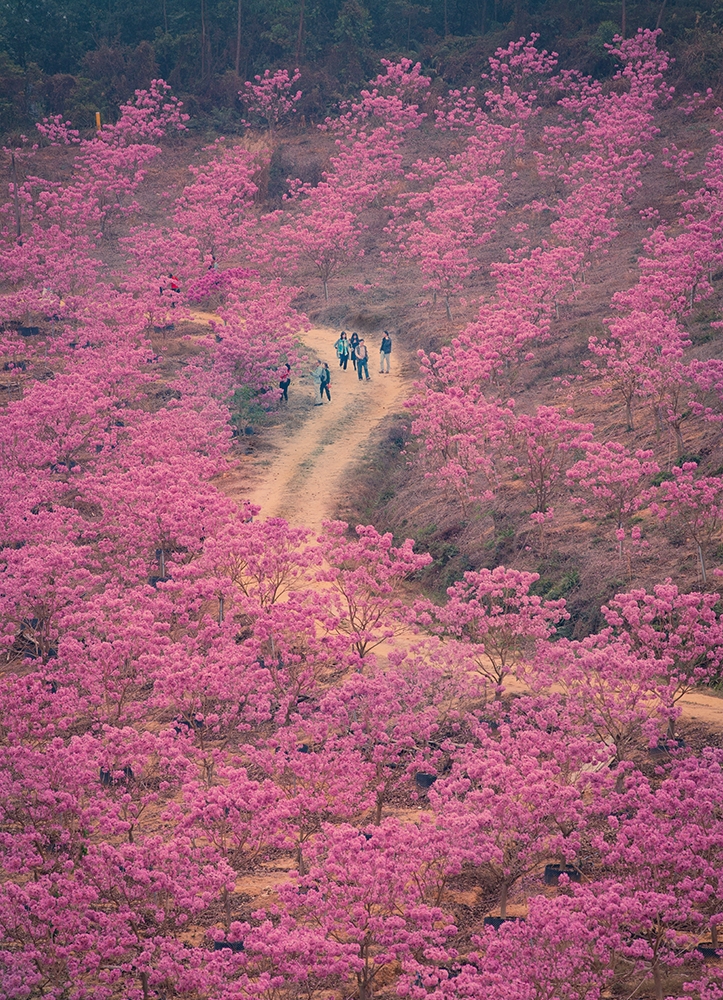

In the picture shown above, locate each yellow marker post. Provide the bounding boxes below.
[95,111,101,130]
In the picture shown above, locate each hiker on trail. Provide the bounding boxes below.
[320,362,332,402]
[279,363,291,402]
[350,332,360,371]
[356,339,370,381]
[311,360,325,405]
[335,331,350,370]
[169,273,180,308]
[380,331,392,373]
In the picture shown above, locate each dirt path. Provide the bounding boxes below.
[199,313,723,735]
[239,327,409,530]
[679,689,723,728]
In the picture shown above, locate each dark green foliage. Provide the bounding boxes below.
[0,0,721,137]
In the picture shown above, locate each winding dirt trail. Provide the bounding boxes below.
[222,325,411,531]
[200,314,723,732]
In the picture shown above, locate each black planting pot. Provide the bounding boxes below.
[483,916,525,929]
[544,863,582,885]
[213,940,244,952]
[696,945,720,959]
[415,772,437,790]
[19,326,41,337]
[649,738,686,761]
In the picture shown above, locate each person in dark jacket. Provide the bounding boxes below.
[356,339,370,381]
[380,331,392,373]
[350,332,360,371]
[320,362,332,401]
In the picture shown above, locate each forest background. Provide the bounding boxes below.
[1,0,723,138]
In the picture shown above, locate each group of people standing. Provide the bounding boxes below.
[279,330,394,407]
[333,330,393,380]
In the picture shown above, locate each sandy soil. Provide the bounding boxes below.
[239,326,409,530]
[679,689,723,728]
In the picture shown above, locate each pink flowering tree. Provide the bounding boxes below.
[529,637,677,761]
[567,441,660,555]
[386,149,504,319]
[400,892,616,1000]
[585,309,688,433]
[266,184,365,301]
[601,581,723,711]
[429,725,592,918]
[242,726,374,873]
[316,521,431,659]
[241,68,302,133]
[482,34,559,122]
[320,656,466,823]
[647,464,723,584]
[509,405,594,515]
[174,139,264,262]
[415,566,568,694]
[253,820,457,1000]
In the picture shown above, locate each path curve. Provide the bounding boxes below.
[214,325,410,531]
[253,327,408,529]
[202,316,723,733]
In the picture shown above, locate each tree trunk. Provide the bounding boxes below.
[140,971,150,1000]
[653,404,663,436]
[656,0,667,27]
[697,540,707,586]
[235,0,242,75]
[358,972,373,1000]
[625,395,634,432]
[712,923,719,949]
[673,422,685,459]
[374,790,383,825]
[218,596,225,624]
[652,962,663,1000]
[445,296,452,321]
[201,0,207,80]
[499,881,508,918]
[296,842,306,876]
[323,278,329,302]
[296,0,306,65]
[223,886,232,930]
[11,154,21,239]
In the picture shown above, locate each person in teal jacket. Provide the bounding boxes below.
[335,331,350,370]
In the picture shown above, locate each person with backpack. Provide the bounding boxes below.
[380,331,392,373]
[335,331,350,370]
[169,274,181,307]
[279,363,291,402]
[356,339,370,381]
[311,360,325,405]
[320,362,332,402]
[350,332,360,371]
